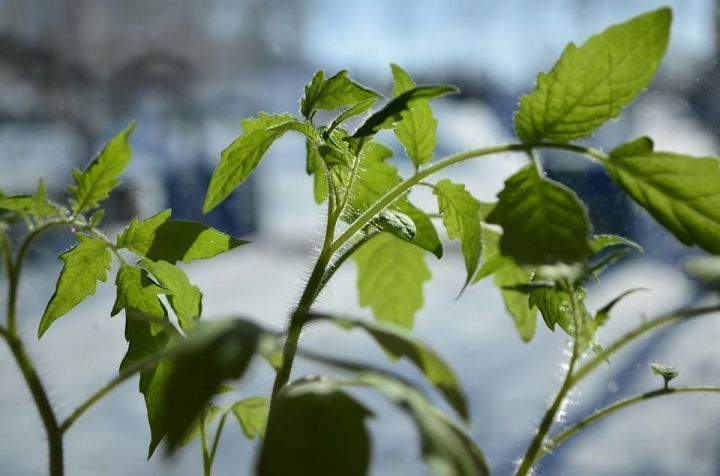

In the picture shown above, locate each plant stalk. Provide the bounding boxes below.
[543,386,720,455]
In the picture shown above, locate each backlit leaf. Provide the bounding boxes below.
[139,259,201,331]
[391,64,438,167]
[69,121,135,213]
[204,113,294,212]
[117,209,246,264]
[486,164,593,265]
[300,70,379,119]
[232,397,269,439]
[433,179,482,290]
[515,8,671,143]
[39,234,112,337]
[605,137,720,255]
[353,232,431,328]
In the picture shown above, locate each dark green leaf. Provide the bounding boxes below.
[139,259,201,331]
[307,313,468,420]
[117,209,246,264]
[204,113,294,212]
[433,179,482,290]
[69,121,135,213]
[355,373,489,476]
[353,232,431,328]
[373,209,416,241]
[391,64,439,167]
[232,397,269,439]
[120,312,173,458]
[301,69,380,119]
[515,8,671,143]
[257,380,372,476]
[165,319,266,449]
[606,137,720,255]
[354,84,458,138]
[486,164,593,265]
[39,234,112,337]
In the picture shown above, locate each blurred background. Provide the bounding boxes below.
[1,0,720,474]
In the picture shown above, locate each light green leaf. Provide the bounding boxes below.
[433,179,482,289]
[111,264,168,319]
[529,287,589,335]
[471,228,513,283]
[590,234,643,253]
[355,373,489,476]
[300,69,380,119]
[391,64,439,167]
[117,209,246,264]
[139,259,201,332]
[307,312,468,420]
[165,319,266,448]
[305,140,328,204]
[258,380,372,476]
[0,180,62,221]
[204,113,294,212]
[69,121,135,213]
[120,312,173,458]
[354,84,459,138]
[39,234,112,337]
[266,119,323,143]
[398,202,443,259]
[232,397,269,440]
[327,99,376,135]
[486,164,593,265]
[353,232,431,328]
[606,137,720,255]
[515,8,671,143]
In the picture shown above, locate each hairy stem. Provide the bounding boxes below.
[6,334,63,476]
[543,386,720,456]
[515,282,582,476]
[316,231,379,296]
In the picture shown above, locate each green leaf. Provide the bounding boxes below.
[39,234,112,337]
[486,164,593,265]
[373,209,416,241]
[398,202,443,259]
[231,397,269,440]
[529,286,589,335]
[117,209,246,264]
[514,8,671,143]
[471,228,513,284]
[266,119,323,143]
[594,287,647,327]
[258,380,372,476]
[0,180,62,221]
[354,84,459,138]
[307,313,468,420]
[590,234,643,253]
[605,137,720,255]
[68,121,135,213]
[111,264,168,319]
[355,373,489,476]
[391,64,438,167]
[433,179,482,290]
[165,319,266,449]
[120,312,173,458]
[300,70,380,119]
[89,209,105,227]
[650,362,679,384]
[353,232,431,328]
[204,113,294,212]
[305,140,328,204]
[139,259,201,331]
[327,98,376,135]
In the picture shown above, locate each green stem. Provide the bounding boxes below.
[6,334,63,476]
[330,142,606,254]
[515,281,582,476]
[200,410,211,476]
[209,412,229,466]
[316,231,379,296]
[571,304,720,385]
[544,386,720,455]
[60,346,172,433]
